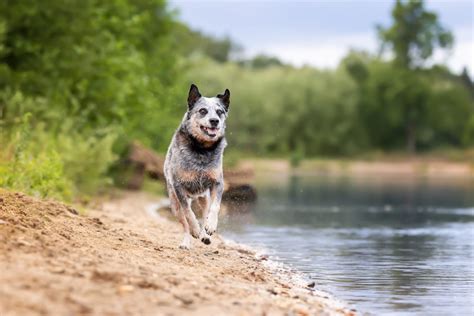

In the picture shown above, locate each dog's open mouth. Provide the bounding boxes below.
[200,126,218,137]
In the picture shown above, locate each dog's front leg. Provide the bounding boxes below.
[183,198,201,240]
[204,180,223,236]
[173,187,200,249]
[168,187,192,249]
[198,191,212,245]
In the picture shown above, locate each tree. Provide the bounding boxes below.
[240,54,285,69]
[346,56,474,153]
[0,0,185,197]
[460,67,474,98]
[171,23,242,63]
[374,0,455,152]
[377,0,453,69]
[0,0,184,149]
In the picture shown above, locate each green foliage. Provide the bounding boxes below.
[0,112,72,199]
[0,0,181,143]
[186,57,362,156]
[0,149,72,200]
[238,54,285,69]
[345,53,473,152]
[350,0,473,153]
[49,129,117,195]
[378,0,453,69]
[171,22,241,63]
[187,47,472,157]
[0,90,119,199]
[290,148,304,168]
[462,115,474,146]
[0,0,182,199]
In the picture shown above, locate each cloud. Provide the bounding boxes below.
[246,32,376,69]
[432,25,473,75]
[247,26,473,76]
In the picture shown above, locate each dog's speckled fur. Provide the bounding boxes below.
[164,84,230,249]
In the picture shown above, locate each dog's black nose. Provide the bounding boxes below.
[209,119,219,127]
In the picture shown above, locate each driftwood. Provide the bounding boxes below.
[123,141,257,206]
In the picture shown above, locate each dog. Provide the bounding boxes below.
[164,84,230,249]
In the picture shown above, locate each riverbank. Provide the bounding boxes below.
[0,189,354,316]
[239,156,473,179]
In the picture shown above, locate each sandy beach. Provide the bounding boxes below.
[0,190,355,316]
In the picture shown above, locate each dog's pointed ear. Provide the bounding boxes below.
[217,89,230,111]
[188,84,201,110]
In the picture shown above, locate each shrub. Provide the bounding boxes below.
[0,100,118,200]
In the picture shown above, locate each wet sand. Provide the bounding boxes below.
[0,190,355,316]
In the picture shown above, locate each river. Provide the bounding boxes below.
[221,173,474,315]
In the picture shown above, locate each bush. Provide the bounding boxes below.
[0,148,72,200]
[0,1,182,200]
[0,100,118,199]
[0,112,71,199]
[57,130,117,195]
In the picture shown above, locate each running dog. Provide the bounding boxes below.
[164,84,230,249]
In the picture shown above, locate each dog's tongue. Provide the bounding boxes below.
[202,126,218,136]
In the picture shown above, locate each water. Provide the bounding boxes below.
[221,173,474,315]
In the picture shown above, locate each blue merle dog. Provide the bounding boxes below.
[164,84,230,249]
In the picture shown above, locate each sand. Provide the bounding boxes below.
[0,190,355,316]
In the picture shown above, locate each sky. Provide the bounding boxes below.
[170,0,473,75]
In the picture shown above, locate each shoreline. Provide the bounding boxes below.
[216,235,353,310]
[145,195,357,315]
[0,190,356,315]
[237,158,474,179]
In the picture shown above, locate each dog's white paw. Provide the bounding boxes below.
[204,213,218,236]
[199,229,211,245]
[179,234,192,250]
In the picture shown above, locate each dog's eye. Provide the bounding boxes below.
[199,108,208,115]
[216,109,224,116]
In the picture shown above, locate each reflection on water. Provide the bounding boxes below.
[221,174,474,315]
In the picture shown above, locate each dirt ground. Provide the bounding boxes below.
[0,189,355,316]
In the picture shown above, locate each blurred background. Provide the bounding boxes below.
[0,0,472,198]
[0,1,473,314]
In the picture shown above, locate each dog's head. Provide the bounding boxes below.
[183,84,230,145]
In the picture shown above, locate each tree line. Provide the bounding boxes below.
[189,0,473,156]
